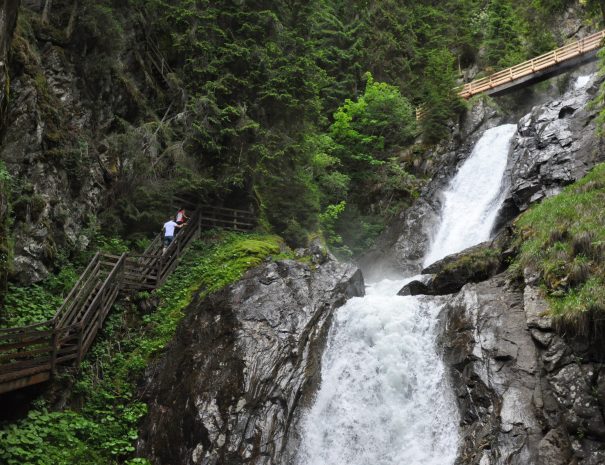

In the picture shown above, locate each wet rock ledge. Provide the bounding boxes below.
[137,255,364,465]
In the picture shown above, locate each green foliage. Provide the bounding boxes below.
[483,0,527,69]
[592,46,605,133]
[0,232,280,464]
[2,284,63,327]
[2,264,78,327]
[514,163,605,329]
[580,0,605,22]
[0,406,146,465]
[319,201,349,255]
[331,73,416,172]
[420,49,466,143]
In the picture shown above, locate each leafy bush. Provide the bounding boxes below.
[2,284,64,327]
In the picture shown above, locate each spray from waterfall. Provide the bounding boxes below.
[295,124,518,465]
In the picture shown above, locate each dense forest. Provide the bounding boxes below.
[4,0,602,259]
[1,0,605,464]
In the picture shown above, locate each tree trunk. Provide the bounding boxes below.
[41,0,52,24]
[65,0,78,39]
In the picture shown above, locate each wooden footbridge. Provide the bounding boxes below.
[0,206,255,395]
[418,29,605,119]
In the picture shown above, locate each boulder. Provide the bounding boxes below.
[397,279,430,296]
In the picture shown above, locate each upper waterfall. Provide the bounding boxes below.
[423,124,518,267]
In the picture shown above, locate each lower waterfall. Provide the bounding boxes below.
[295,124,518,465]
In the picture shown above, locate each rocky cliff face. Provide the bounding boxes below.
[441,273,605,465]
[0,0,20,301]
[496,69,604,230]
[0,3,171,284]
[0,0,19,112]
[137,256,364,465]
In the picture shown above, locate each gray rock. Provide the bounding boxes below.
[440,275,542,464]
[397,279,430,296]
[137,258,364,465]
[525,285,554,331]
[496,71,605,229]
[538,427,572,465]
[442,271,605,465]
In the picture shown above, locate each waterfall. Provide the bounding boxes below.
[295,124,518,465]
[574,75,592,90]
[423,124,517,267]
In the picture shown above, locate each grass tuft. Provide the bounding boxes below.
[514,163,605,334]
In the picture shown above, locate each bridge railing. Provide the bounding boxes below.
[0,205,255,394]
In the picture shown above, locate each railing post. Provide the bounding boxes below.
[76,322,84,366]
[233,210,238,231]
[50,320,58,376]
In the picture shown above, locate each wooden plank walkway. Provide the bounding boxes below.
[417,29,605,119]
[0,205,255,395]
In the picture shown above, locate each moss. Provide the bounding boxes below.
[441,246,501,275]
[514,163,605,333]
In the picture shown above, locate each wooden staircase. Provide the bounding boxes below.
[0,206,255,395]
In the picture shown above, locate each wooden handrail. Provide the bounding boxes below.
[0,205,256,394]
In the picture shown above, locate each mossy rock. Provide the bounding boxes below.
[402,230,513,296]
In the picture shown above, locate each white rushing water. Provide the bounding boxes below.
[296,124,518,465]
[423,124,517,267]
[295,279,459,465]
[574,75,592,90]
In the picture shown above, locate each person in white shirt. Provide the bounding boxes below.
[162,217,183,253]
